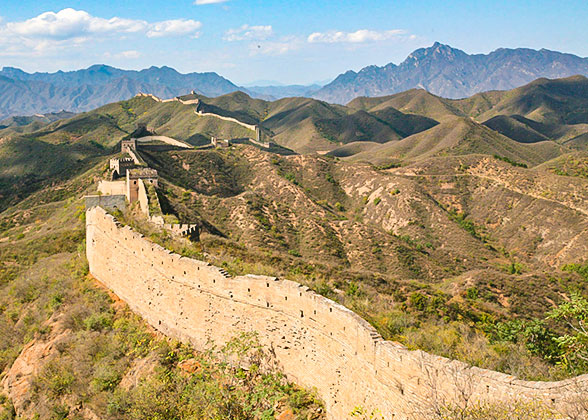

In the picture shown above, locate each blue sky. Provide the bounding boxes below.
[0,0,586,85]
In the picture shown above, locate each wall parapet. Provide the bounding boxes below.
[85,206,587,419]
[194,109,257,132]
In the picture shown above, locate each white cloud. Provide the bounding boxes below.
[224,24,273,41]
[103,50,142,59]
[2,8,147,40]
[0,8,202,58]
[146,19,201,38]
[117,50,141,59]
[194,0,229,4]
[249,36,302,56]
[0,9,202,55]
[307,29,407,44]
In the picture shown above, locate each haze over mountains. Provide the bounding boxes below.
[2,42,588,121]
[313,42,588,103]
[0,65,242,119]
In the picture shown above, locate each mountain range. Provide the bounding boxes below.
[2,42,588,122]
[2,68,588,418]
[0,65,242,119]
[313,42,588,103]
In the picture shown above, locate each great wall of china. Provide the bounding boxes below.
[135,92,266,145]
[85,206,588,419]
[82,104,588,419]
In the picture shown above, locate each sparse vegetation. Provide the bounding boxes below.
[493,154,528,168]
[2,76,588,417]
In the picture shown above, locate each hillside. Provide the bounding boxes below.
[473,75,588,124]
[0,90,439,158]
[6,75,588,214]
[0,156,324,419]
[2,83,588,416]
[314,42,588,104]
[133,144,588,385]
[347,117,565,166]
[341,76,588,162]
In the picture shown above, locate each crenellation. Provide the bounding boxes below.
[86,206,588,420]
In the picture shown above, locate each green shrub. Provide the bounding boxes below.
[346,282,360,297]
[92,362,123,392]
[440,400,554,420]
[35,361,76,397]
[409,292,428,311]
[84,312,114,331]
[562,262,588,280]
[466,287,479,300]
[493,154,528,168]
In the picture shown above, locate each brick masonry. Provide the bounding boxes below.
[86,206,588,420]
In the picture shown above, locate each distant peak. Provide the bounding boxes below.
[404,42,463,64]
[1,66,24,72]
[428,41,456,50]
[87,64,116,73]
[0,66,27,75]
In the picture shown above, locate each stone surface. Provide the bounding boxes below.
[85,194,126,211]
[85,207,588,420]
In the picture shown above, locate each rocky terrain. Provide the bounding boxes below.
[314,42,588,104]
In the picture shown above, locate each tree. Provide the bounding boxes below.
[548,292,588,368]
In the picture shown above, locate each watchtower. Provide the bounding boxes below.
[211,137,230,148]
[109,157,136,178]
[121,138,137,154]
[126,168,158,203]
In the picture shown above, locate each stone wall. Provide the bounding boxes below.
[126,148,143,166]
[136,135,193,149]
[137,179,150,215]
[86,207,588,420]
[84,195,125,211]
[97,181,126,196]
[195,109,257,132]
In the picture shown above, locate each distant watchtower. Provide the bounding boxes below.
[121,138,137,154]
[211,137,230,148]
[255,126,261,143]
[109,157,135,178]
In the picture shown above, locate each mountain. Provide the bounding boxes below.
[0,65,243,119]
[340,75,588,158]
[2,73,588,417]
[346,116,565,166]
[0,89,437,157]
[246,84,322,100]
[4,74,588,164]
[314,42,588,104]
[0,111,76,129]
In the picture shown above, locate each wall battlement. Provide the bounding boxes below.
[86,206,587,419]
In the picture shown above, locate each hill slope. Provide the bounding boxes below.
[348,117,565,166]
